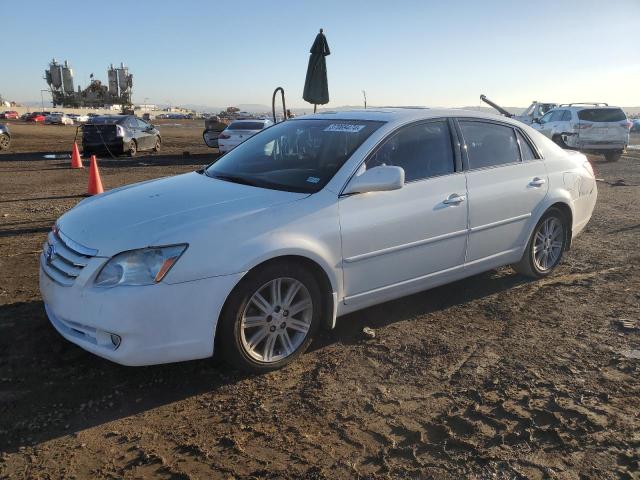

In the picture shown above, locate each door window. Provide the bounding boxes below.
[365,121,454,182]
[459,121,520,169]
[516,130,537,161]
[561,110,572,121]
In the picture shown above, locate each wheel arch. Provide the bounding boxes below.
[217,252,339,348]
[530,199,574,251]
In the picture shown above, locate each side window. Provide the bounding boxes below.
[561,110,572,122]
[365,121,454,182]
[549,110,564,122]
[125,117,137,129]
[516,130,537,161]
[459,121,520,169]
[136,119,150,129]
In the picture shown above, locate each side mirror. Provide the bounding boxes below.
[343,165,405,195]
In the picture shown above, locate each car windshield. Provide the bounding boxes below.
[205,119,384,193]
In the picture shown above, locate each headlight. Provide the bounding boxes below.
[94,244,187,287]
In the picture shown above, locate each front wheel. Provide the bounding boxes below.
[0,133,10,150]
[218,262,323,372]
[128,140,137,157]
[153,136,161,153]
[513,208,567,278]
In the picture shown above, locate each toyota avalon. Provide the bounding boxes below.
[40,108,597,372]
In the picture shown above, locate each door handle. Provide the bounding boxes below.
[443,193,466,205]
[529,177,546,187]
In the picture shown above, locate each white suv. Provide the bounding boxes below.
[532,103,630,161]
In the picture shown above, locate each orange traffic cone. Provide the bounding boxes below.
[87,155,104,196]
[71,142,83,169]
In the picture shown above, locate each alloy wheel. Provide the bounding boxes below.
[240,277,313,363]
[533,216,564,271]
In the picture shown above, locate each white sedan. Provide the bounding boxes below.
[44,113,74,125]
[40,108,597,372]
[217,119,273,153]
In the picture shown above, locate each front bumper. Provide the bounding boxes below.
[40,264,244,366]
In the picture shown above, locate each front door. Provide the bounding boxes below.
[338,120,468,305]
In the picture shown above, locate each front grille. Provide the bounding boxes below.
[41,228,98,286]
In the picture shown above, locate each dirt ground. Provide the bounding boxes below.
[0,122,638,479]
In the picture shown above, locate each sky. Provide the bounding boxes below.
[2,0,640,109]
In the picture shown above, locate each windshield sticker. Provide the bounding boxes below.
[323,124,366,133]
[306,176,320,184]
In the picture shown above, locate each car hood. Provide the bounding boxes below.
[57,172,308,256]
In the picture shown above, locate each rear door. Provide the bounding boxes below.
[458,119,549,264]
[136,118,155,150]
[576,108,629,146]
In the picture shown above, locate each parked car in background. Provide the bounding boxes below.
[40,108,597,371]
[1,111,19,119]
[217,119,273,153]
[532,103,630,161]
[203,116,228,149]
[81,115,161,157]
[0,123,10,150]
[45,113,74,125]
[630,119,640,133]
[67,113,90,124]
[25,112,46,122]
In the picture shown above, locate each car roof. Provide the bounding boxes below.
[292,107,520,128]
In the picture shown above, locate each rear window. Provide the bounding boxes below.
[87,116,122,124]
[578,108,626,122]
[228,122,266,130]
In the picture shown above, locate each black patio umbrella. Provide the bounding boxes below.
[303,29,330,112]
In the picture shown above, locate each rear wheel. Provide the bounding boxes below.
[128,140,137,157]
[219,262,323,373]
[513,208,567,278]
[605,151,621,162]
[153,136,161,153]
[552,134,567,149]
[0,134,9,150]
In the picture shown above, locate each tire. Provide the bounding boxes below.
[0,133,10,150]
[153,136,161,153]
[128,140,137,157]
[218,261,323,373]
[513,208,568,278]
[552,135,568,149]
[604,151,621,162]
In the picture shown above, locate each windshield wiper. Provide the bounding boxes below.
[209,173,261,187]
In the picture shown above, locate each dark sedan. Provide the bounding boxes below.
[0,123,10,150]
[82,115,161,157]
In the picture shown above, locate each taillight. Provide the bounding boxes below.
[116,125,125,137]
[583,160,595,177]
[575,123,593,129]
[620,120,632,130]
[218,133,230,139]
